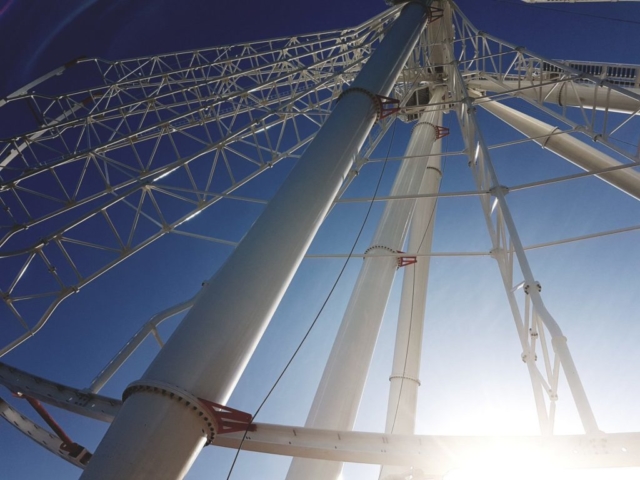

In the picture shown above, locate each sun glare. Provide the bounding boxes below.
[445,467,640,480]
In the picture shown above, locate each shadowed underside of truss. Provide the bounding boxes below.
[1,1,639,356]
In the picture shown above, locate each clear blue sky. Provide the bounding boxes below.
[1,1,640,479]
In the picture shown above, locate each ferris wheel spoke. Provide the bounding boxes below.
[0,75,350,243]
[3,359,639,475]
[453,58,602,434]
[0,396,92,469]
[0,73,399,355]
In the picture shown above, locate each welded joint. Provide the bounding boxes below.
[198,397,256,436]
[542,127,560,149]
[427,165,443,176]
[524,282,542,295]
[396,250,418,268]
[489,185,509,197]
[337,87,400,121]
[363,244,413,267]
[15,393,93,465]
[413,121,450,140]
[123,380,254,445]
[123,381,216,444]
[389,374,421,386]
[364,244,397,255]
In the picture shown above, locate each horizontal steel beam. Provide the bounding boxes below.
[0,361,120,422]
[0,396,91,469]
[214,424,640,475]
[3,361,640,474]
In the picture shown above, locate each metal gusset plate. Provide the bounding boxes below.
[0,396,92,469]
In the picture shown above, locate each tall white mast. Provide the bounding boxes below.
[79,2,434,479]
[286,89,445,480]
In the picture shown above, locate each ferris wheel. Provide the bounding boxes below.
[1,0,640,479]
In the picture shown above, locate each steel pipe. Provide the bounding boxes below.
[286,86,444,480]
[474,93,640,200]
[80,3,433,479]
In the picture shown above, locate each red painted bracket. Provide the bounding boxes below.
[434,125,450,140]
[396,251,418,268]
[198,398,256,435]
[377,94,401,119]
[428,6,444,23]
[14,393,92,465]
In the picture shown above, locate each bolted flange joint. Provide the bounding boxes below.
[524,282,542,295]
[364,244,397,256]
[337,87,399,121]
[413,121,450,140]
[123,380,255,445]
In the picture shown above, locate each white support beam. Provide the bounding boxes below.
[380,111,443,480]
[453,67,601,434]
[0,397,92,469]
[0,361,120,422]
[215,424,640,474]
[79,3,434,479]
[286,88,445,480]
[468,80,640,115]
[473,93,640,200]
[4,362,640,474]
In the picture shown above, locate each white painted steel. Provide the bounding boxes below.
[0,102,87,170]
[454,63,600,433]
[215,424,640,474]
[380,111,443,480]
[0,10,400,355]
[0,397,91,469]
[286,87,444,480]
[0,361,120,422]
[88,297,195,393]
[0,64,68,108]
[79,3,432,479]
[474,94,640,200]
[5,367,640,476]
[469,79,640,115]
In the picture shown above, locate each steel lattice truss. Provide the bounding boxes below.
[0,8,404,355]
[450,8,640,160]
[2,0,640,473]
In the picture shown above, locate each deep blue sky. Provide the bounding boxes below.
[2,0,640,98]
[1,1,640,479]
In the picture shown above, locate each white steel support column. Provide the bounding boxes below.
[380,110,443,480]
[286,88,445,480]
[468,79,640,116]
[453,65,600,435]
[475,95,640,200]
[79,3,433,479]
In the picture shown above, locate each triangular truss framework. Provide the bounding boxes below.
[1,0,640,477]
